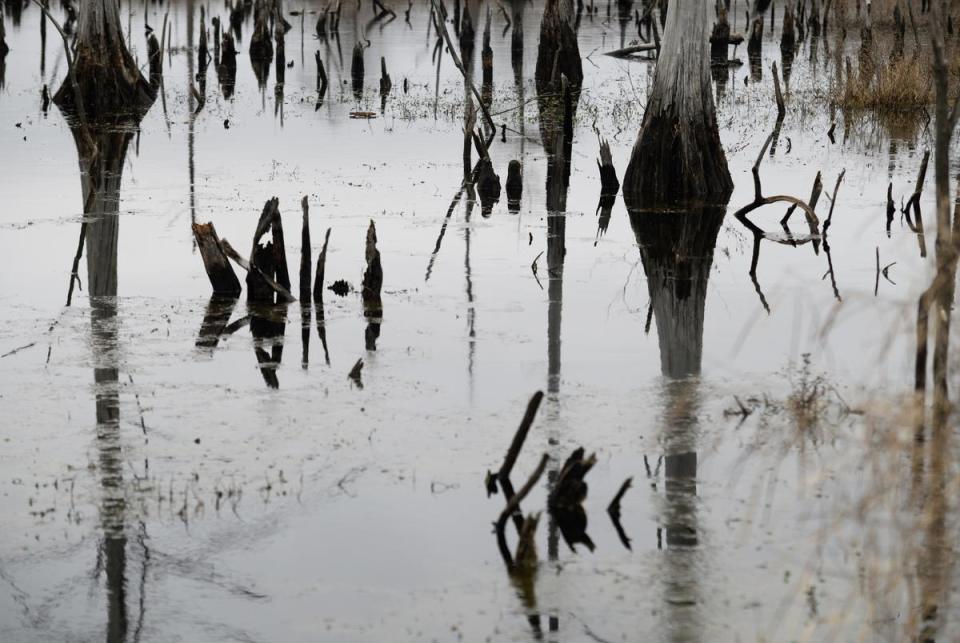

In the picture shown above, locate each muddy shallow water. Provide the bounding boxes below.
[1,0,958,641]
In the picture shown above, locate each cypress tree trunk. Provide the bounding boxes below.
[622,0,732,208]
[54,0,155,120]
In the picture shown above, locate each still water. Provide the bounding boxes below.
[0,0,955,640]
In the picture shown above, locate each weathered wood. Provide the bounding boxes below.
[379,56,392,95]
[52,0,156,121]
[362,220,383,317]
[299,196,312,302]
[495,453,549,569]
[250,0,274,60]
[193,222,242,297]
[497,391,544,487]
[220,238,296,303]
[622,0,732,206]
[604,42,657,57]
[351,41,364,100]
[315,50,328,98]
[198,6,209,71]
[506,160,523,206]
[710,3,731,60]
[313,228,331,301]
[772,61,785,120]
[147,28,161,84]
[535,0,583,90]
[781,1,795,51]
[596,136,619,195]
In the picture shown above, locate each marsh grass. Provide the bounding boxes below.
[835,53,933,111]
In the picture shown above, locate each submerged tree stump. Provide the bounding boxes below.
[362,220,383,317]
[193,222,242,297]
[622,0,732,207]
[535,0,583,95]
[351,42,364,100]
[506,160,523,208]
[53,0,157,121]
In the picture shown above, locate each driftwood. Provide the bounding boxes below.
[193,222,242,297]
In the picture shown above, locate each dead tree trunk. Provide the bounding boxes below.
[53,0,156,119]
[622,0,732,207]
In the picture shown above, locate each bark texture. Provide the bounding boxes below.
[622,0,732,208]
[54,0,156,120]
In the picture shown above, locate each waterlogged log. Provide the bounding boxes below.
[192,222,242,297]
[622,0,733,206]
[362,220,383,317]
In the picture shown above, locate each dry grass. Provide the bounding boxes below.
[834,53,933,110]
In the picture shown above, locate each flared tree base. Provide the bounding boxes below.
[622,107,733,210]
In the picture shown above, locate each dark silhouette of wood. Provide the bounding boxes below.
[193,222,242,297]
[622,0,732,206]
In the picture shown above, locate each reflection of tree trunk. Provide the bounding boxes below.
[630,206,724,641]
[93,298,128,643]
[628,207,725,377]
[660,380,702,642]
[81,134,130,643]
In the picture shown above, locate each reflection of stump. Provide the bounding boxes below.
[628,206,725,377]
